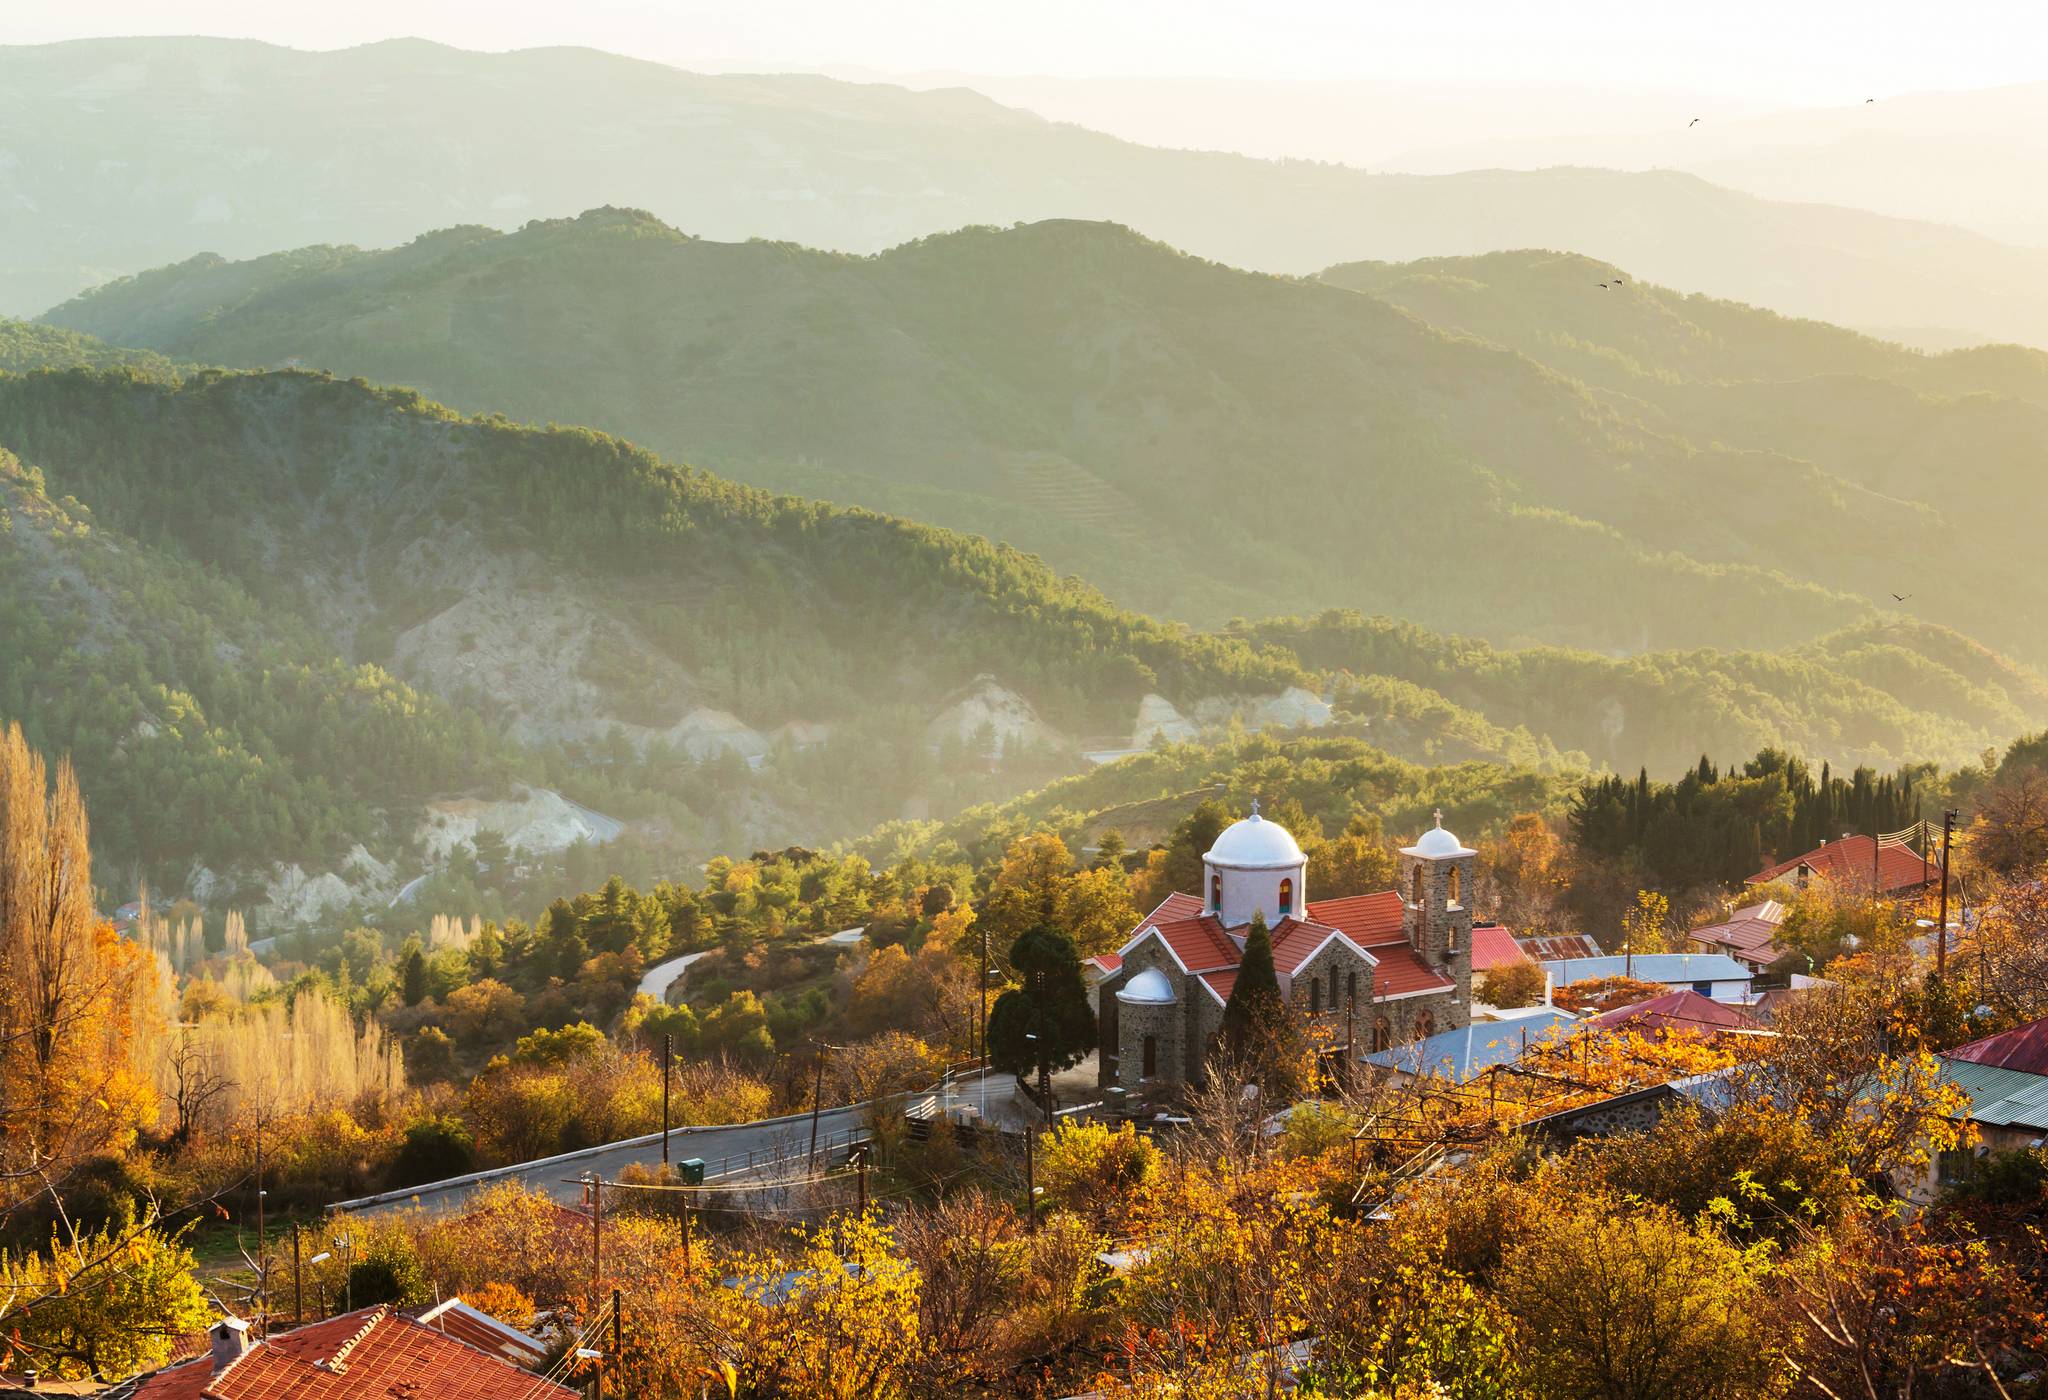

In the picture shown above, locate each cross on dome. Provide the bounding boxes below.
[1250,797,1261,818]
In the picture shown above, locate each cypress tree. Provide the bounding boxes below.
[1221,912,1284,1049]
[400,945,428,1007]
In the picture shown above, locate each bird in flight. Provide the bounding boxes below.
[1891,592,1912,602]
[1596,281,1611,289]
[1689,117,1700,126]
[1866,97,1876,103]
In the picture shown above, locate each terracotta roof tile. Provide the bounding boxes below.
[1689,901,1788,966]
[1369,941,1455,999]
[1147,915,1241,973]
[1749,836,1940,895]
[1198,970,1237,1004]
[1267,917,1350,975]
[1303,891,1405,944]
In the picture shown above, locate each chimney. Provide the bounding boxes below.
[210,1316,252,1371]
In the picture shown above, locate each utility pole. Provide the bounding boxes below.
[1937,808,1957,982]
[609,1287,622,1400]
[254,1130,266,1328]
[979,919,991,1123]
[807,1045,828,1168]
[292,1224,303,1326]
[661,1033,673,1167]
[589,1172,603,1284]
[855,1145,869,1217]
[1025,1125,1038,1233]
[681,1204,693,1281]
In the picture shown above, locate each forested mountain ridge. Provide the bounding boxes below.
[46,210,1969,658]
[2,364,2042,920]
[10,37,2048,346]
[0,367,1307,905]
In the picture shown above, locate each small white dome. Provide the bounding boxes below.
[1205,806,1305,870]
[1117,967,1179,1004]
[1402,810,1475,859]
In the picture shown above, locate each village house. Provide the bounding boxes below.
[1688,898,1790,972]
[101,1305,575,1400]
[1542,950,1755,1003]
[1908,1015,2048,1203]
[1092,804,1474,1095]
[1747,833,1942,899]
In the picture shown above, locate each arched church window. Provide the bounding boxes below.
[1415,1011,1436,1042]
[1411,866,1424,905]
[1447,866,1462,907]
[1310,980,1322,1013]
[1278,877,1293,915]
[1373,1016,1392,1052]
[1347,970,1358,1005]
[1211,874,1222,911]
[1142,1035,1158,1079]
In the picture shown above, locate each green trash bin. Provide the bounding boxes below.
[677,1157,707,1186]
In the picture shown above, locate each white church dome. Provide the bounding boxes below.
[1205,806,1305,870]
[1403,811,1476,859]
[1117,967,1179,1004]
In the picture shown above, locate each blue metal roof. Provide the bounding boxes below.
[1362,1010,1579,1083]
[1541,953,1753,987]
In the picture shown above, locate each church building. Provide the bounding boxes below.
[1092,803,1474,1095]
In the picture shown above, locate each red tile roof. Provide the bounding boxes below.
[1689,900,1788,967]
[1588,990,1757,1039]
[1470,923,1529,973]
[1947,1016,2048,1077]
[1748,835,1940,895]
[1267,917,1354,975]
[127,1307,576,1400]
[1146,915,1241,972]
[1303,891,1405,944]
[1085,953,1123,974]
[1198,970,1238,1004]
[1369,940,1455,999]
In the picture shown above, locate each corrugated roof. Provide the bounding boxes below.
[1542,953,1754,987]
[1517,932,1603,961]
[1364,1010,1577,1082]
[1937,1057,2048,1130]
[126,1308,577,1400]
[1947,1016,2048,1077]
[1470,923,1529,973]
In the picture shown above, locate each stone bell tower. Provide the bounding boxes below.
[1399,810,1475,1008]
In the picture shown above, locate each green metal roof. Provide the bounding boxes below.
[1938,1057,2048,1130]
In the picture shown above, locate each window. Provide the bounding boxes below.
[1692,981,1714,997]
[1142,1035,1158,1079]
[1278,876,1293,914]
[1347,970,1358,1006]
[1414,1011,1436,1042]
[1329,968,1339,1008]
[1310,980,1322,1013]
[1211,873,1222,911]
[1373,1016,1392,1052]
[1446,866,1462,906]
[1410,867,1424,905]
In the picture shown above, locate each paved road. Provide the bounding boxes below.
[338,1071,1013,1218]
[635,949,711,1002]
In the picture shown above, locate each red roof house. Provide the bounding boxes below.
[1747,835,1940,898]
[1946,1016,2048,1077]
[112,1306,575,1400]
[1587,990,1759,1039]
[1689,900,1790,970]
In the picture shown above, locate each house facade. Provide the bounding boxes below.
[1093,805,1474,1096]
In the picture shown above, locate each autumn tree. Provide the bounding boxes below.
[0,722,159,1213]
[1500,1194,1774,1400]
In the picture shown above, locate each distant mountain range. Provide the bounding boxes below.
[45,211,2048,671]
[6,38,2048,348]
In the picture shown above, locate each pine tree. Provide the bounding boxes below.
[986,923,1096,1119]
[1221,912,1283,1049]
[400,943,428,1007]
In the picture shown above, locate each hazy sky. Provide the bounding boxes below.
[8,0,2048,103]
